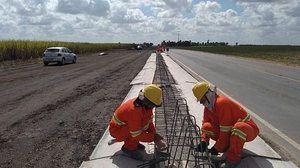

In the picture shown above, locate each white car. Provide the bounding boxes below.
[42,47,77,66]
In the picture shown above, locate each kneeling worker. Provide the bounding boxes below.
[192,81,259,168]
[109,84,167,161]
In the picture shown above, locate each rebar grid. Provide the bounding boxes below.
[153,54,214,168]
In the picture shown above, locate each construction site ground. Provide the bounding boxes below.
[80,52,297,168]
[0,49,153,168]
[1,49,298,168]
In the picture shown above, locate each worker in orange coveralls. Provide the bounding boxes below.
[192,81,259,168]
[109,84,167,161]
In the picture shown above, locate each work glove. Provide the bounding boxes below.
[155,139,168,151]
[154,133,167,151]
[196,141,208,152]
[154,133,164,142]
[209,147,219,155]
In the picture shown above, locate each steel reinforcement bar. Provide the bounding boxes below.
[153,53,215,168]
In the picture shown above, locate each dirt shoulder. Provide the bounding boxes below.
[0,49,153,168]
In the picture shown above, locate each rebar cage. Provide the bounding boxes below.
[153,54,215,168]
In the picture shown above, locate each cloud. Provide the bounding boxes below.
[193,2,238,28]
[163,0,193,12]
[157,10,177,18]
[56,0,110,17]
[57,0,88,15]
[286,2,300,17]
[109,2,147,24]
[194,1,221,13]
[238,1,293,28]
[160,21,177,32]
[234,0,289,3]
[233,0,300,44]
[17,0,47,16]
[0,0,299,44]
[5,0,47,16]
[19,15,57,26]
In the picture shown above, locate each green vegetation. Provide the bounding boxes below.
[185,45,300,66]
[0,40,131,62]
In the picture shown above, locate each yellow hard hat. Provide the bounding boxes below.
[144,84,162,106]
[192,81,209,101]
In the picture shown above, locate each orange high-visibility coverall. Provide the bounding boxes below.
[201,95,259,163]
[109,98,156,150]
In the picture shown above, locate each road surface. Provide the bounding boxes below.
[169,49,300,163]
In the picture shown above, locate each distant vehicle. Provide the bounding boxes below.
[99,52,107,56]
[127,45,142,50]
[42,47,76,66]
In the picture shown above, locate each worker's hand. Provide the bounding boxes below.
[154,133,164,142]
[209,147,219,155]
[196,141,208,152]
[155,139,168,151]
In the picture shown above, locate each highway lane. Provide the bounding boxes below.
[169,49,300,145]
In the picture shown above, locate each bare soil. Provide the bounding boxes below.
[0,49,153,168]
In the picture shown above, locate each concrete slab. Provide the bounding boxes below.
[81,151,152,168]
[243,135,280,159]
[160,53,202,124]
[130,53,156,85]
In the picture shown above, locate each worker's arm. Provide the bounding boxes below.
[201,109,212,142]
[213,104,232,152]
[147,122,156,134]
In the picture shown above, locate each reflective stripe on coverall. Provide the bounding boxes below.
[109,98,156,150]
[201,95,259,163]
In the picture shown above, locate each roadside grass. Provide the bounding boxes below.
[0,40,131,63]
[185,45,300,66]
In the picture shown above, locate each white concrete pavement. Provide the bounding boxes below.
[80,52,297,168]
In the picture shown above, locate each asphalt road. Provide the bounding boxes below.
[168,49,300,146]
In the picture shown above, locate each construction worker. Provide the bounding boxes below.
[192,81,259,168]
[109,84,167,161]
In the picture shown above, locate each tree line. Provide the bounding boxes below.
[161,40,230,47]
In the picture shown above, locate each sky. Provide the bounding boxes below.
[0,0,300,45]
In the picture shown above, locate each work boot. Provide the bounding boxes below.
[121,146,153,161]
[210,153,226,162]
